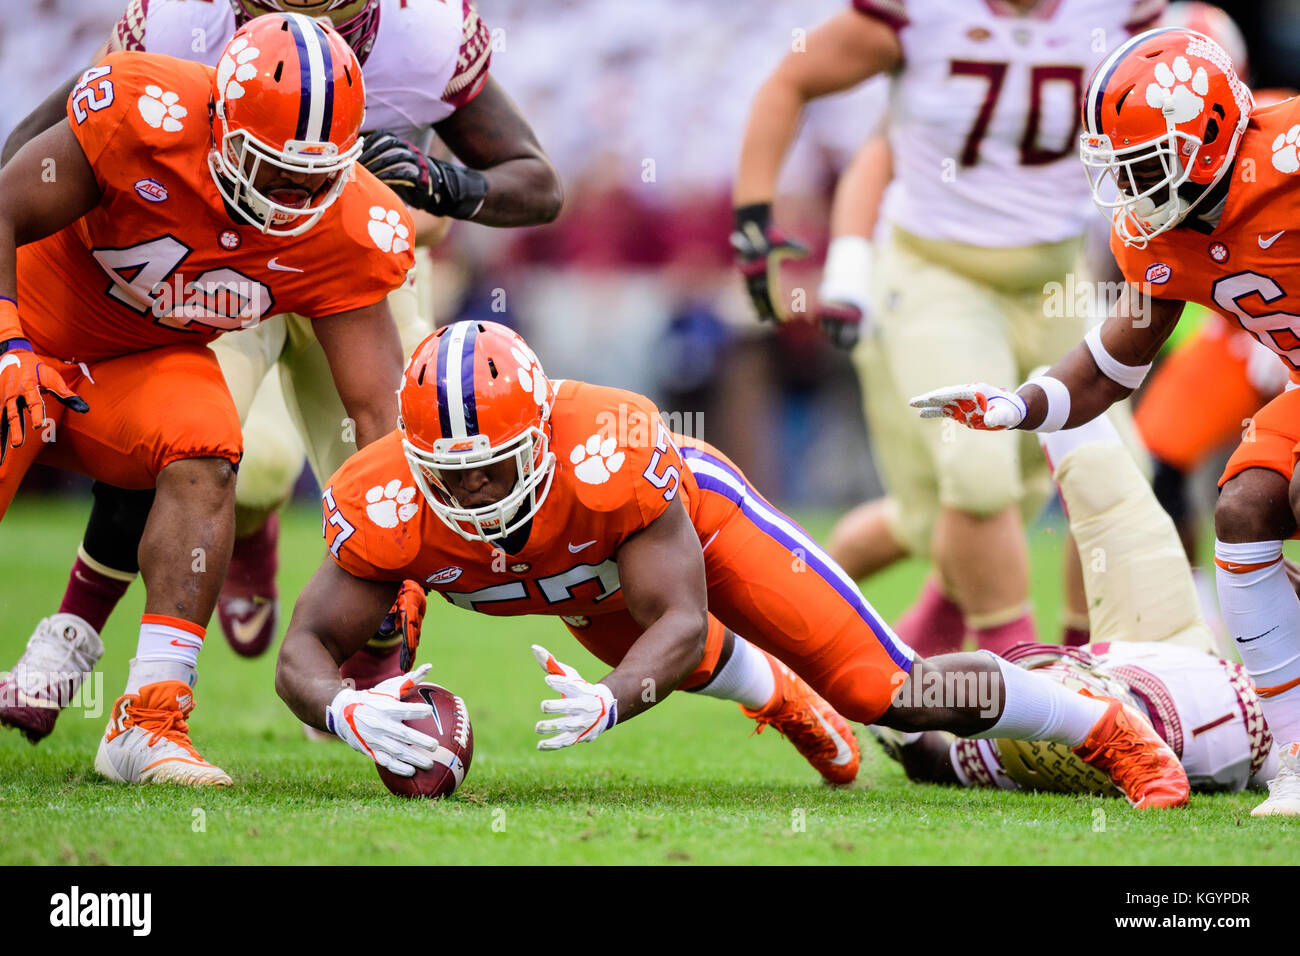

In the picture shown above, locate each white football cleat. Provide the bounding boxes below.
[94,680,232,786]
[0,613,104,743]
[1252,742,1300,817]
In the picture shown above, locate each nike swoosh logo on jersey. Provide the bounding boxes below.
[1259,231,1285,249]
[1237,625,1280,644]
[229,602,274,646]
[813,707,855,766]
[266,257,304,272]
[568,540,597,553]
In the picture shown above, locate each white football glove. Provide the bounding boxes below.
[326,662,439,777]
[909,383,1027,431]
[531,644,618,751]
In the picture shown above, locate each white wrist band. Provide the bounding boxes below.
[818,235,874,315]
[1084,325,1151,389]
[1022,375,1071,433]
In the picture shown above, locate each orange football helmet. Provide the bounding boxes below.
[1080,27,1253,248]
[208,12,366,236]
[400,321,557,543]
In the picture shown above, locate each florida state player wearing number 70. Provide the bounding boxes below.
[276,320,1189,807]
[911,27,1300,818]
[0,14,415,785]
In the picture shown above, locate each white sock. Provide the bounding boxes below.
[1037,412,1121,471]
[693,634,776,710]
[969,652,1106,747]
[1215,539,1300,743]
[128,615,204,692]
[125,658,197,693]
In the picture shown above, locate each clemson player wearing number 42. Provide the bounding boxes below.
[912,27,1300,817]
[274,320,1189,808]
[0,13,416,785]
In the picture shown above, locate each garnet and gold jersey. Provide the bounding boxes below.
[322,380,697,618]
[17,51,414,363]
[108,0,492,142]
[854,0,1164,247]
[1112,95,1300,382]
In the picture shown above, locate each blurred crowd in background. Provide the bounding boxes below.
[4,0,1299,507]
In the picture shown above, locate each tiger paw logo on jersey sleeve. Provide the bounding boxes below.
[367,207,411,254]
[570,434,625,485]
[1272,125,1300,175]
[511,344,548,408]
[365,479,419,528]
[136,86,187,132]
[1144,56,1209,122]
[216,36,260,102]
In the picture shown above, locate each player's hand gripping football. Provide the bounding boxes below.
[375,579,427,672]
[358,129,488,220]
[326,662,439,777]
[730,203,809,324]
[909,383,1027,431]
[531,644,618,751]
[0,344,88,465]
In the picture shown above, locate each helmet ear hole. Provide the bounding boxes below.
[1203,118,1220,147]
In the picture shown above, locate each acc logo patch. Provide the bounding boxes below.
[1145,262,1171,284]
[1208,242,1229,263]
[133,178,168,203]
[426,566,463,586]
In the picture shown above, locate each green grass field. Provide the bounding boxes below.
[1,494,1295,865]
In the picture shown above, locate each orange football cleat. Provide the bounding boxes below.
[1072,694,1189,809]
[94,680,231,786]
[743,660,860,786]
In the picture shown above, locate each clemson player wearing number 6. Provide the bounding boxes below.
[0,13,415,784]
[911,27,1300,817]
[275,320,1189,807]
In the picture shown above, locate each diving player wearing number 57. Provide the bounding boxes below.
[911,27,1300,817]
[276,320,1189,808]
[0,13,415,784]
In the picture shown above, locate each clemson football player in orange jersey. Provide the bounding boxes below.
[0,13,415,785]
[912,27,1300,817]
[273,320,1189,807]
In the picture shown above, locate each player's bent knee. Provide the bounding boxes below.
[1216,469,1296,542]
[157,457,238,505]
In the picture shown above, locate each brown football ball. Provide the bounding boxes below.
[375,682,473,799]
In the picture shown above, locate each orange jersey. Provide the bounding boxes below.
[17,51,414,363]
[1112,95,1300,382]
[324,381,698,617]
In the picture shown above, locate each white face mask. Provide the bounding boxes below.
[209,123,360,237]
[403,427,557,544]
[1080,128,1200,249]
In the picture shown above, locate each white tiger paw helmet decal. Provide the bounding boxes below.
[215,36,259,103]
[1144,55,1209,123]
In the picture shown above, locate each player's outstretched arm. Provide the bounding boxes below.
[911,287,1184,432]
[311,299,404,450]
[0,119,100,454]
[361,77,562,228]
[732,11,899,323]
[734,11,899,207]
[607,495,710,722]
[816,134,892,349]
[276,558,403,729]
